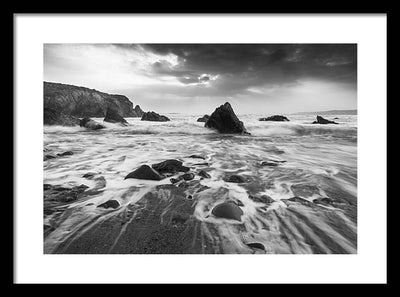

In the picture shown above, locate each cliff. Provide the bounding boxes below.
[43,82,143,118]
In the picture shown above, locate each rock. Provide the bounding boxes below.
[133,105,145,117]
[170,178,181,184]
[234,200,244,207]
[225,174,246,183]
[260,161,279,167]
[44,81,139,118]
[44,154,57,161]
[97,200,120,209]
[187,154,206,160]
[44,184,89,203]
[82,172,96,179]
[197,115,210,122]
[205,102,249,134]
[259,115,289,121]
[333,117,339,120]
[248,194,275,204]
[44,107,80,126]
[211,202,244,221]
[313,197,332,205]
[151,159,190,174]
[57,151,73,157]
[181,172,195,181]
[312,115,338,124]
[79,118,106,130]
[141,111,170,122]
[103,107,128,125]
[283,196,313,207]
[290,184,320,198]
[125,165,164,180]
[246,242,266,250]
[198,170,211,178]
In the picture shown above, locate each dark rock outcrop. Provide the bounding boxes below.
[44,81,141,118]
[103,107,128,125]
[151,160,190,174]
[259,115,289,122]
[125,165,164,181]
[197,115,210,122]
[211,202,244,221]
[141,111,170,122]
[133,105,145,117]
[79,118,106,130]
[44,107,80,126]
[205,102,249,134]
[312,115,338,124]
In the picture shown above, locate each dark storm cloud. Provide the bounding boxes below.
[135,44,357,96]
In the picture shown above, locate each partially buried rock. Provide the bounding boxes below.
[196,114,210,122]
[312,115,338,124]
[283,196,314,207]
[125,165,164,180]
[97,199,120,209]
[205,102,250,134]
[170,177,181,184]
[79,117,106,130]
[103,107,128,125]
[225,174,246,183]
[141,111,170,122]
[198,170,211,178]
[259,115,289,122]
[82,172,96,179]
[57,151,73,157]
[187,154,205,160]
[211,202,244,221]
[44,184,89,203]
[246,242,266,251]
[181,172,195,181]
[44,154,57,161]
[152,159,190,174]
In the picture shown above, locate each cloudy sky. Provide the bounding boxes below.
[44,44,357,114]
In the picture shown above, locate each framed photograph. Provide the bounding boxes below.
[14,13,387,284]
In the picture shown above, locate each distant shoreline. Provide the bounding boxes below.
[291,109,357,115]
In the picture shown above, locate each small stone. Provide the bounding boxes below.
[82,172,96,179]
[181,172,195,181]
[97,200,120,209]
[170,178,181,184]
[198,170,211,179]
[187,155,205,159]
[246,242,265,250]
[57,151,73,157]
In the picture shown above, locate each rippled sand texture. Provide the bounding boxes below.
[44,114,357,254]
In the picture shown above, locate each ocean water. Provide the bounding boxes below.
[43,114,357,254]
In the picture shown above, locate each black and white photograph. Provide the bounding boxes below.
[13,14,387,284]
[43,43,357,254]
